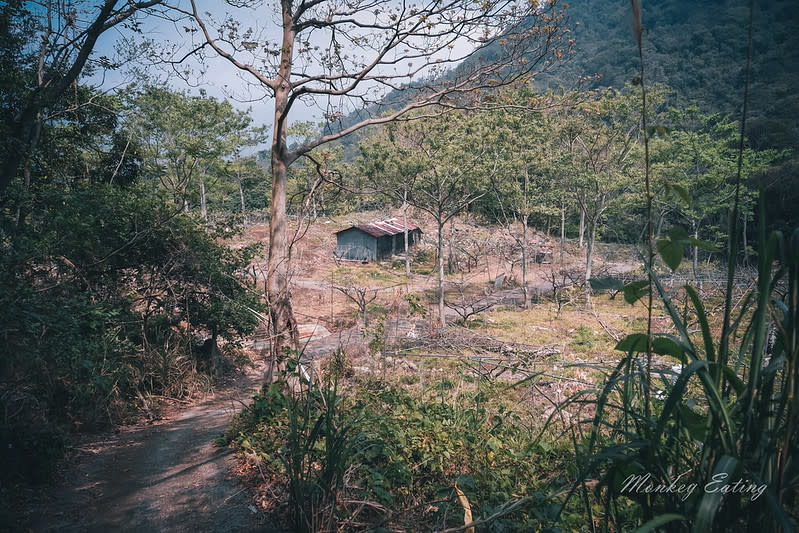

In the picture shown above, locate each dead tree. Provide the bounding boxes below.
[444,277,495,326]
[332,284,379,326]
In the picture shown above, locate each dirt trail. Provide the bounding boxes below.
[24,367,278,533]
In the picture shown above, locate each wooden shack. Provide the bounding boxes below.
[334,218,422,261]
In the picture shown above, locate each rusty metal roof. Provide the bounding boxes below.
[336,217,421,238]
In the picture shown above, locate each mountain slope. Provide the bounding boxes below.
[539,0,798,150]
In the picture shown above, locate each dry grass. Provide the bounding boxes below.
[236,213,661,395]
[476,296,645,359]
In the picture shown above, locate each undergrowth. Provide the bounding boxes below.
[227,352,586,531]
[563,2,799,531]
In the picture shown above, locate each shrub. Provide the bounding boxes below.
[0,184,264,482]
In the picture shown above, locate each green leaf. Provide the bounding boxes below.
[651,335,687,363]
[720,364,745,395]
[657,237,685,271]
[693,456,739,533]
[654,360,710,443]
[615,333,649,353]
[614,334,685,362]
[686,237,720,252]
[667,226,690,241]
[684,285,714,363]
[623,280,650,305]
[657,227,697,271]
[665,182,691,208]
[677,403,707,441]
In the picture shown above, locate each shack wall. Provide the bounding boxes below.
[335,226,422,261]
[335,228,377,260]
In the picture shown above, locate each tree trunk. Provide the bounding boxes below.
[403,195,411,277]
[265,153,299,382]
[15,46,49,225]
[585,218,596,281]
[238,179,246,213]
[692,222,701,287]
[237,161,247,216]
[560,202,566,264]
[437,220,446,329]
[264,1,299,383]
[520,169,530,308]
[14,114,42,227]
[742,213,748,267]
[447,219,455,274]
[579,206,586,248]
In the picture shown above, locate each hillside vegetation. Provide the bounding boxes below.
[2,0,798,531]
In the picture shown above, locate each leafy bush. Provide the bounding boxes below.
[0,184,264,482]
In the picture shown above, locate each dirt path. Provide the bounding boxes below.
[23,367,279,533]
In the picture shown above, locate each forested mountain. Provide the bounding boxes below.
[539,0,799,232]
[537,0,799,152]
[339,0,797,157]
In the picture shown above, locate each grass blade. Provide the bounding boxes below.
[692,455,738,533]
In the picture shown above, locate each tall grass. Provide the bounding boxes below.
[277,351,363,533]
[567,1,799,531]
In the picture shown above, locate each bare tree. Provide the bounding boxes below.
[162,0,567,368]
[444,276,494,326]
[332,284,378,326]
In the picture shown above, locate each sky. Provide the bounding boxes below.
[80,0,523,158]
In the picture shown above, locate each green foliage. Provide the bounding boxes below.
[122,85,260,216]
[279,355,363,533]
[1,19,269,486]
[359,111,492,226]
[651,107,779,262]
[0,184,264,482]
[579,217,799,530]
[656,226,719,271]
[231,361,576,531]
